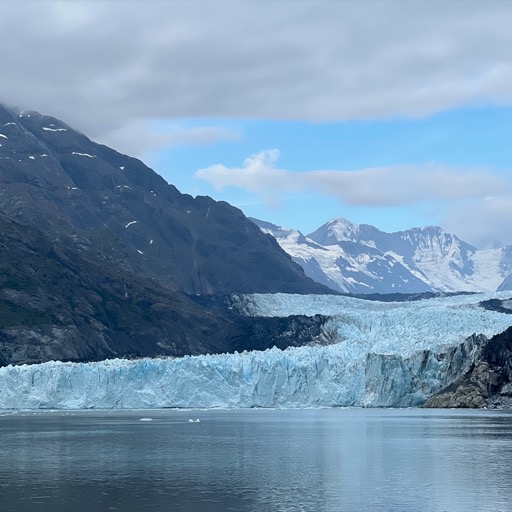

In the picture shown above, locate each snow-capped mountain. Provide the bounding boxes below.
[253,217,512,294]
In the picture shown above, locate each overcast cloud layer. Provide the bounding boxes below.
[2,1,512,140]
[1,1,512,247]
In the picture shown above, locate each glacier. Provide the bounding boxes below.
[1,292,512,410]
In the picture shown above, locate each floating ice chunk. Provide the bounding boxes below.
[119,166,125,170]
[29,156,35,160]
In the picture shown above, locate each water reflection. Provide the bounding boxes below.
[0,409,511,511]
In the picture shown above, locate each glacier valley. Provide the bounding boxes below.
[1,292,512,410]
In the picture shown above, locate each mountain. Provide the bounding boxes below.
[0,104,328,296]
[252,217,512,294]
[0,104,331,365]
[0,209,240,365]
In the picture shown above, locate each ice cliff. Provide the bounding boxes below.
[1,293,512,409]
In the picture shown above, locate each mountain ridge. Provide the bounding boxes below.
[0,104,329,296]
[251,217,512,294]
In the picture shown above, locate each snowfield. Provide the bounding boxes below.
[1,292,512,410]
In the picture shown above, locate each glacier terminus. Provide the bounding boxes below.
[1,292,512,410]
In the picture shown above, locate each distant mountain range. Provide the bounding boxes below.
[252,217,512,294]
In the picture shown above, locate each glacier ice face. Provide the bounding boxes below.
[1,293,512,410]
[233,293,512,355]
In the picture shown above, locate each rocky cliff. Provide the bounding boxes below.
[424,323,512,408]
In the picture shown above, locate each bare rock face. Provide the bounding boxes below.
[424,326,512,408]
[0,210,332,366]
[0,211,237,365]
[423,362,500,408]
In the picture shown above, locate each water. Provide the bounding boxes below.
[0,408,511,512]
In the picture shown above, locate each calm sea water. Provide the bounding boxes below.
[0,408,511,512]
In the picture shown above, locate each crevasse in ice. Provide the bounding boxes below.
[1,292,511,409]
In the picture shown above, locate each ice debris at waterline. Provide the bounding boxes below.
[1,293,512,410]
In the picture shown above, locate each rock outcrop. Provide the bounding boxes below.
[424,326,512,408]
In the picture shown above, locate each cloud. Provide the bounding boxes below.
[196,149,291,207]
[102,122,240,156]
[196,149,512,247]
[443,196,512,248]
[1,1,512,141]
[196,149,510,208]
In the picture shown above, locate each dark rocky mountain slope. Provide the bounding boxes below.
[0,104,331,366]
[0,211,233,365]
[0,210,330,366]
[0,104,328,296]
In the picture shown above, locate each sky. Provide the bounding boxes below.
[1,0,512,248]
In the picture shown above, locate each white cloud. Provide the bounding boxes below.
[102,122,240,156]
[196,150,512,247]
[443,196,512,248]
[196,150,510,208]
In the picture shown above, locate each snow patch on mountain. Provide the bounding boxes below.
[43,127,67,132]
[71,152,95,158]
